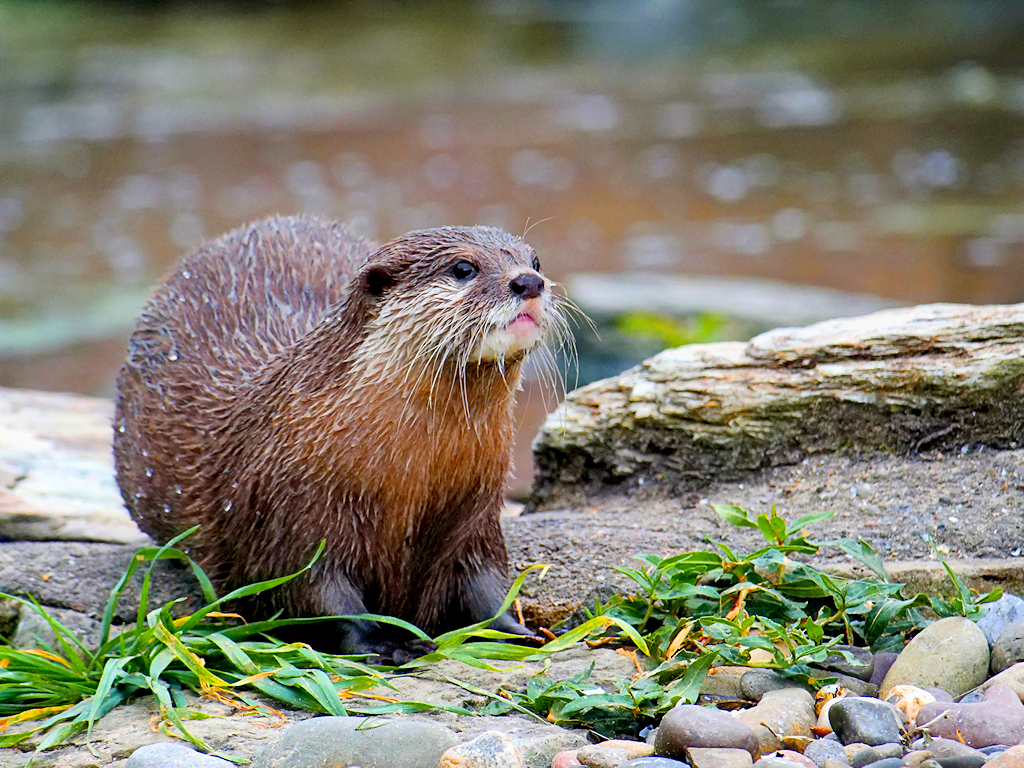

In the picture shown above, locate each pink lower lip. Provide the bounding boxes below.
[508,314,537,330]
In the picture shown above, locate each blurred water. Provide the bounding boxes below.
[2,0,1024,399]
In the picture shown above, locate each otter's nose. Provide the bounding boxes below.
[509,273,544,299]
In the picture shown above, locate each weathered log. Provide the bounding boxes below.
[531,303,1024,508]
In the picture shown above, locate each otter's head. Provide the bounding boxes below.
[353,226,568,385]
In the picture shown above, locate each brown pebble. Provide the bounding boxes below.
[983,745,1024,768]
[578,739,653,768]
[688,747,755,768]
[551,750,584,768]
[903,751,936,768]
[772,749,816,768]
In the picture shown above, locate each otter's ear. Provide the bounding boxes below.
[360,263,398,298]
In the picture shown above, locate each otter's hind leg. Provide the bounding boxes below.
[285,573,434,663]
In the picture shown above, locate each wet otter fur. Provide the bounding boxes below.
[113,214,567,657]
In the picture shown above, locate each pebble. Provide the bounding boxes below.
[849,744,903,767]
[578,740,653,768]
[439,731,524,768]
[975,593,1024,648]
[733,689,816,754]
[804,738,848,768]
[883,684,936,726]
[992,619,1024,674]
[622,759,691,768]
[982,661,1024,700]
[879,617,990,698]
[248,716,459,768]
[753,757,807,768]
[812,646,875,682]
[868,654,899,689]
[932,757,987,768]
[702,667,754,699]
[821,760,850,768]
[552,751,585,768]
[857,758,903,768]
[126,743,235,768]
[771,750,817,768]
[828,698,903,747]
[740,670,810,701]
[655,704,761,758]
[982,745,1024,768]
[904,751,936,768]
[687,748,754,768]
[915,684,1024,748]
[924,739,990,760]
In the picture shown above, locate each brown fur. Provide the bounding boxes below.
[113,214,558,652]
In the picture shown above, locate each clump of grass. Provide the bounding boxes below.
[0,527,635,763]
[480,505,1000,737]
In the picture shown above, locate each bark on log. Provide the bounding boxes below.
[531,303,1024,508]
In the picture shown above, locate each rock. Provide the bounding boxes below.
[983,745,1024,768]
[822,760,849,768]
[655,704,761,758]
[440,731,524,768]
[622,760,690,768]
[733,689,816,754]
[687,748,754,768]
[931,757,987,768]
[753,758,805,768]
[531,303,1024,506]
[883,684,936,726]
[857,759,903,768]
[770,750,817,768]
[922,739,989,761]
[249,716,460,768]
[552,751,585,768]
[983,662,1024,700]
[740,670,810,701]
[811,646,874,682]
[992,619,1024,674]
[868,654,899,689]
[915,684,1024,748]
[701,667,751,699]
[828,698,903,747]
[904,751,934,768]
[843,745,869,763]
[0,386,147,544]
[849,745,903,768]
[578,740,653,768]
[879,617,990,698]
[828,674,878,699]
[126,742,235,767]
[976,594,1024,648]
[804,738,848,768]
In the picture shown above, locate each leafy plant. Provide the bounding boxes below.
[613,311,724,350]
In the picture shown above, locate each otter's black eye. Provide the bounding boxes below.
[451,261,477,281]
[531,255,541,272]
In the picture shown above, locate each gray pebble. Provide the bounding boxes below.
[830,698,903,747]
[740,669,810,701]
[975,593,1024,648]
[858,759,904,768]
[622,760,689,768]
[249,716,459,768]
[804,738,849,768]
[991,619,1024,674]
[851,744,903,768]
[812,646,875,682]
[126,743,234,768]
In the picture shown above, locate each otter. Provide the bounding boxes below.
[113,214,567,658]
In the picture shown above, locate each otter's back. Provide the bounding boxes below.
[114,215,374,541]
